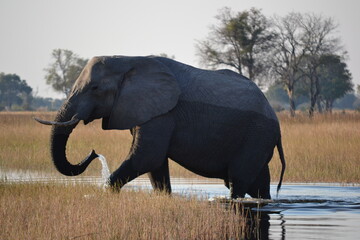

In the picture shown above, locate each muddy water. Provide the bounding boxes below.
[2,170,360,239]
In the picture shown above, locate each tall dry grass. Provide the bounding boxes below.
[270,111,360,183]
[0,112,133,177]
[1,111,359,183]
[0,183,249,240]
[0,112,202,178]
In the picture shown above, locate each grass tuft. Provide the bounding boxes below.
[0,183,248,240]
[269,111,360,183]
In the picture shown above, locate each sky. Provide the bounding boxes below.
[1,0,359,99]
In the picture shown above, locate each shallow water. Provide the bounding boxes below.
[2,170,360,239]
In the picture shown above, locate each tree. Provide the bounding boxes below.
[270,12,343,117]
[317,54,353,112]
[0,73,32,110]
[298,13,340,116]
[44,49,87,98]
[270,12,306,117]
[196,7,274,85]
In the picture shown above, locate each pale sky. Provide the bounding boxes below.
[1,0,359,98]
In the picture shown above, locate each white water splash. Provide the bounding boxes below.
[97,154,110,187]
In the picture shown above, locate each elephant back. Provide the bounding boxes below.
[154,57,277,121]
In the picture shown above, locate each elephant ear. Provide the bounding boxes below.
[105,57,180,130]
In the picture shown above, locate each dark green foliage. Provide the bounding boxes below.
[0,73,65,111]
[293,54,354,112]
[318,55,353,112]
[0,73,32,110]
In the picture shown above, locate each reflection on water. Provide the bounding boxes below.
[1,169,360,240]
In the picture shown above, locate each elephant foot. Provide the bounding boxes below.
[108,160,143,192]
[106,180,123,193]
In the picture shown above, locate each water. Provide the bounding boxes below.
[1,159,360,239]
[97,154,110,187]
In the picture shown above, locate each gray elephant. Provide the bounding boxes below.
[36,56,285,199]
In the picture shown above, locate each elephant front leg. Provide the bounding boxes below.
[148,158,171,193]
[109,115,175,191]
[247,164,271,199]
[109,160,143,190]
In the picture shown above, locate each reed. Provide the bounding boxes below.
[0,183,249,240]
[269,111,360,183]
[1,111,359,183]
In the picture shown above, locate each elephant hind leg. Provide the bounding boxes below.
[247,164,271,199]
[227,156,268,199]
[147,158,172,193]
[227,132,276,199]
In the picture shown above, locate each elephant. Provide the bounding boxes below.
[35,55,286,199]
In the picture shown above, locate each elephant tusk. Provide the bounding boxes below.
[34,115,80,126]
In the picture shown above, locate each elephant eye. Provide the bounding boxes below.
[91,85,99,91]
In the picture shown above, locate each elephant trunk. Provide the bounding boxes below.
[50,103,98,176]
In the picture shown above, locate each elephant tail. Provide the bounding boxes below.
[276,136,286,196]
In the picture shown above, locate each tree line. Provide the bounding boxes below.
[1,8,359,114]
[0,49,87,111]
[196,8,357,116]
[0,72,65,111]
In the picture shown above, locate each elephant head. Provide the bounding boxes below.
[35,56,180,176]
